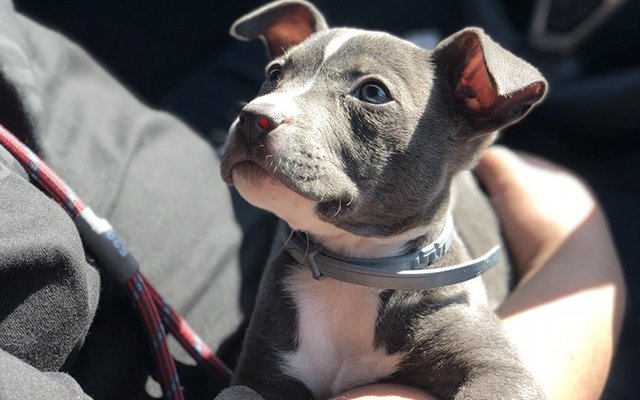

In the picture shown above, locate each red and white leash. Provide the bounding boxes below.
[0,124,232,399]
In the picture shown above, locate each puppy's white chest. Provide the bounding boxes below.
[281,267,403,399]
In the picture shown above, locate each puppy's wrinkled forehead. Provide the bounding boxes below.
[273,28,431,101]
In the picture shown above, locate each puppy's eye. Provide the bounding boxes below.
[266,64,282,82]
[358,82,391,104]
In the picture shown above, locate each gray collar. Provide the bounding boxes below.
[284,215,500,290]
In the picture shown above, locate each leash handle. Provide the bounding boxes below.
[0,124,232,398]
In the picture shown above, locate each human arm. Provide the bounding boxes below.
[0,147,97,399]
[329,146,626,400]
[476,146,626,400]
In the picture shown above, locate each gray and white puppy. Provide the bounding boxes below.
[219,1,547,399]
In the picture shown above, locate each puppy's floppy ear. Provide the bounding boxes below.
[230,0,328,59]
[434,28,547,134]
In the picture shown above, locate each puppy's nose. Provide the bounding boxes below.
[237,108,280,144]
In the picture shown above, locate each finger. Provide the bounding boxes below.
[330,383,436,400]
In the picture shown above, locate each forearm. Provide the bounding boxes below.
[497,208,626,400]
[331,208,627,400]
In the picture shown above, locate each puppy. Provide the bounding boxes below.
[219,1,547,399]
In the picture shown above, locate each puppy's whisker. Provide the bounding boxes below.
[331,198,342,217]
[318,181,327,204]
[293,231,311,269]
[268,227,296,264]
[346,194,354,207]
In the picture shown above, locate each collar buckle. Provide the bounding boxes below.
[303,242,325,281]
[308,251,325,281]
[417,245,439,269]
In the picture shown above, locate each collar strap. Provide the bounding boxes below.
[284,215,500,290]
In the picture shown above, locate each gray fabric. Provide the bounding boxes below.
[0,145,26,179]
[0,146,100,373]
[0,349,91,400]
[0,1,245,399]
[452,171,512,310]
[0,0,39,144]
[216,385,265,400]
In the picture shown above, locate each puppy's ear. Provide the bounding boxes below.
[230,0,328,59]
[434,28,547,134]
